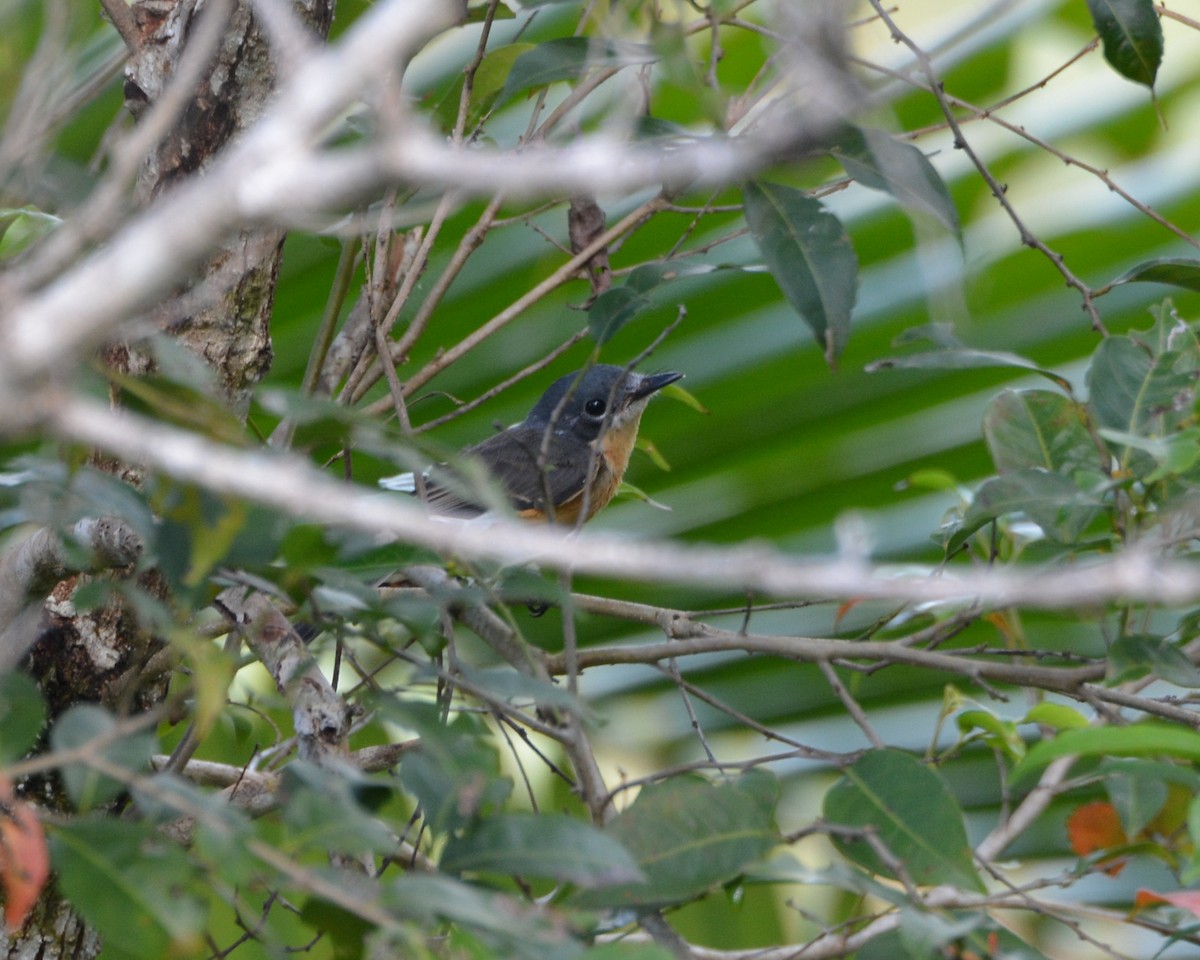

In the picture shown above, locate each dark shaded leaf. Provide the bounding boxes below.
[1109,635,1200,687]
[1110,257,1200,293]
[280,762,397,855]
[983,389,1102,476]
[106,369,247,446]
[743,181,857,364]
[823,749,984,892]
[385,873,582,960]
[0,673,45,764]
[441,812,643,887]
[587,261,742,344]
[831,126,959,231]
[384,706,512,836]
[51,819,206,959]
[955,468,1101,547]
[500,38,657,105]
[572,771,779,909]
[1085,0,1163,88]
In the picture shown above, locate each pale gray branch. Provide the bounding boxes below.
[46,394,1200,614]
[0,0,859,396]
[216,587,351,768]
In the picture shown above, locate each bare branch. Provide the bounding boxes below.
[46,394,1200,613]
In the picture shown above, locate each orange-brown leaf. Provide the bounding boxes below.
[0,791,50,931]
[1135,889,1200,918]
[1067,800,1127,876]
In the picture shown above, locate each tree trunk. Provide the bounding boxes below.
[3,0,334,956]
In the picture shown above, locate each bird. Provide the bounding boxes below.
[380,365,683,524]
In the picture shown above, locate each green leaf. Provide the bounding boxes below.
[956,468,1100,547]
[50,704,156,811]
[1011,723,1200,786]
[1110,258,1200,293]
[1109,635,1200,687]
[436,42,532,130]
[1023,703,1089,731]
[830,126,959,231]
[823,749,984,892]
[0,672,45,764]
[280,762,397,856]
[743,181,858,364]
[1107,766,1169,837]
[956,709,1024,761]
[867,324,1071,390]
[586,261,743,344]
[982,389,1101,476]
[441,812,643,887]
[51,819,207,959]
[394,713,512,836]
[0,205,61,259]
[1085,0,1164,88]
[572,772,780,909]
[500,37,657,105]
[385,873,582,960]
[1087,333,1200,470]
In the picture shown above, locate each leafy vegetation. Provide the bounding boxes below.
[3,1,1200,958]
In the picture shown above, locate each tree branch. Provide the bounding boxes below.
[45,394,1200,612]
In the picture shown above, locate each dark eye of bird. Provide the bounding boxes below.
[584,398,606,417]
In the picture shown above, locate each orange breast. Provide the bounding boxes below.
[524,414,644,524]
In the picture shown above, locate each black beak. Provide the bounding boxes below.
[630,371,683,401]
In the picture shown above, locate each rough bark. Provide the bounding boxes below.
[3,1,335,957]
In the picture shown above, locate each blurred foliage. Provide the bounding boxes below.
[4,0,1200,958]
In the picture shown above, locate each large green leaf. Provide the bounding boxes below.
[571,771,779,909]
[830,126,959,231]
[743,180,858,364]
[955,467,1101,546]
[1085,0,1163,88]
[1110,258,1200,294]
[1087,332,1200,469]
[441,812,643,887]
[51,819,207,960]
[823,749,984,892]
[983,389,1102,477]
[1012,724,1200,786]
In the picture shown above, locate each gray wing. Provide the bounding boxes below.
[421,427,592,517]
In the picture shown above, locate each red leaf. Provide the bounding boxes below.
[1066,800,1127,876]
[0,779,50,931]
[1135,889,1200,918]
